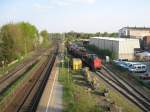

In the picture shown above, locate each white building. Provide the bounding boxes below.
[119,27,150,39]
[90,37,140,60]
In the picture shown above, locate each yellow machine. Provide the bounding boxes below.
[72,58,82,70]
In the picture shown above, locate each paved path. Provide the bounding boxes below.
[47,81,63,112]
[36,59,63,112]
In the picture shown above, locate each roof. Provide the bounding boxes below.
[91,37,139,42]
[78,39,89,41]
[123,27,150,30]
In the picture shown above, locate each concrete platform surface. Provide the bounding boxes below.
[36,60,63,112]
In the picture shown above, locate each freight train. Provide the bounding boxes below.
[67,43,102,70]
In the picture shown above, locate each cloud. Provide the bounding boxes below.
[54,1,71,7]
[33,3,53,10]
[33,0,96,10]
[86,0,96,4]
[52,0,96,7]
[76,0,96,4]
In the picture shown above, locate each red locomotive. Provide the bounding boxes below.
[67,43,102,70]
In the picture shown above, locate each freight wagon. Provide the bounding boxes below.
[67,43,102,70]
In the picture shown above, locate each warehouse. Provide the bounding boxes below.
[90,37,140,60]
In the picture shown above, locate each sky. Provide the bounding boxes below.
[0,0,150,33]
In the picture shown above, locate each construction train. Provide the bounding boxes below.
[67,43,102,70]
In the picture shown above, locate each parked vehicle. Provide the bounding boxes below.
[113,58,129,69]
[113,59,147,73]
[127,63,147,73]
[113,58,128,65]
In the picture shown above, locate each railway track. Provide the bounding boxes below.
[0,48,48,83]
[0,48,50,96]
[103,66,150,103]
[3,45,59,112]
[0,59,39,95]
[96,67,150,112]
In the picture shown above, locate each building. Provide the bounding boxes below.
[90,37,140,60]
[119,27,150,39]
[143,36,150,50]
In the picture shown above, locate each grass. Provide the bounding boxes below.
[58,58,102,112]
[109,91,140,112]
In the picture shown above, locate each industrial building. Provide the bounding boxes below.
[90,37,140,60]
[143,36,150,50]
[119,27,150,39]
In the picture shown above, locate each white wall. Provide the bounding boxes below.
[90,37,140,60]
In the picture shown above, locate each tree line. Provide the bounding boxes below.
[0,22,50,66]
[65,31,118,41]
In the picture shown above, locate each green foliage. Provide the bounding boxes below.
[18,22,39,53]
[0,22,39,65]
[40,30,49,47]
[0,24,18,63]
[65,32,93,41]
[86,45,116,59]
[65,31,118,41]
[109,33,118,37]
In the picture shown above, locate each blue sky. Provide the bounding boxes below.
[0,0,150,32]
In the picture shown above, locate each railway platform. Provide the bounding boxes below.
[36,57,63,112]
